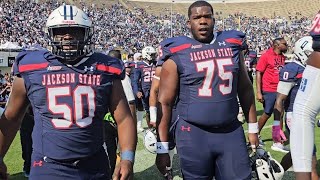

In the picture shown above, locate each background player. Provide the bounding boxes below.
[244,48,258,84]
[132,46,157,129]
[156,1,259,179]
[0,5,136,180]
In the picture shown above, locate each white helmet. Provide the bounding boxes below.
[142,46,157,61]
[249,147,284,180]
[46,5,93,62]
[294,36,313,66]
[143,128,157,154]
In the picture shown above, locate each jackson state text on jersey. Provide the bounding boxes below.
[159,30,247,127]
[279,61,305,112]
[13,50,124,160]
[132,61,156,96]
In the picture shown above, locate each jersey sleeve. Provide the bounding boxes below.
[158,36,191,63]
[12,51,28,76]
[224,30,247,50]
[279,64,299,82]
[12,50,51,76]
[97,55,125,80]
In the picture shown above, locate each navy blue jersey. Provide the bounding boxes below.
[159,30,246,127]
[244,50,257,71]
[279,61,305,112]
[132,61,156,96]
[13,50,125,160]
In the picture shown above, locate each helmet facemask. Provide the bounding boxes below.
[48,26,92,64]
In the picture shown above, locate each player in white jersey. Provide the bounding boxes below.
[291,11,320,180]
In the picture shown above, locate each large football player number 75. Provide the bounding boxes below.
[196,58,233,97]
[48,86,96,129]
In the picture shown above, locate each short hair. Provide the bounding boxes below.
[273,37,285,45]
[188,1,213,18]
[108,50,121,60]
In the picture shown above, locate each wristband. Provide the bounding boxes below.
[150,106,157,123]
[121,150,135,163]
[273,120,280,126]
[156,142,169,154]
[248,122,259,133]
[153,76,160,80]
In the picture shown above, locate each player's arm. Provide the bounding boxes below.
[157,60,178,145]
[0,76,29,160]
[149,66,162,125]
[110,79,137,161]
[237,52,259,147]
[274,81,295,125]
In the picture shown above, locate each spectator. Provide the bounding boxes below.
[256,37,287,150]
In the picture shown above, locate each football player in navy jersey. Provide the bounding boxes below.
[0,5,136,180]
[132,46,157,129]
[156,1,259,180]
[243,49,257,84]
[291,11,320,180]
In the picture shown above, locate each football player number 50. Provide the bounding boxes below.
[196,58,233,97]
[48,86,95,129]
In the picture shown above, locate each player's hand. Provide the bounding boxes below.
[149,122,156,128]
[248,133,259,152]
[136,92,143,99]
[256,92,264,103]
[0,161,8,180]
[113,160,133,180]
[155,153,171,177]
[272,125,287,143]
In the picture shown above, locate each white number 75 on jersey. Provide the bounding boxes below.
[196,58,233,97]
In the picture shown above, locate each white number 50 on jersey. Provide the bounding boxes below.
[196,58,233,97]
[48,86,96,129]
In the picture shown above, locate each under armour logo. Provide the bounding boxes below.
[84,66,94,72]
[181,126,191,131]
[33,160,43,167]
[218,41,226,46]
[157,146,162,150]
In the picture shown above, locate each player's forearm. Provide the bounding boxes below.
[0,112,23,158]
[273,98,283,121]
[117,115,137,152]
[238,85,257,123]
[157,103,171,142]
[149,87,158,107]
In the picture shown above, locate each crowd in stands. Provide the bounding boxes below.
[0,71,13,104]
[0,0,313,55]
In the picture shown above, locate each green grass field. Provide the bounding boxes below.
[5,80,320,180]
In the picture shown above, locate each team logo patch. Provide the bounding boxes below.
[47,66,62,71]
[299,78,308,92]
